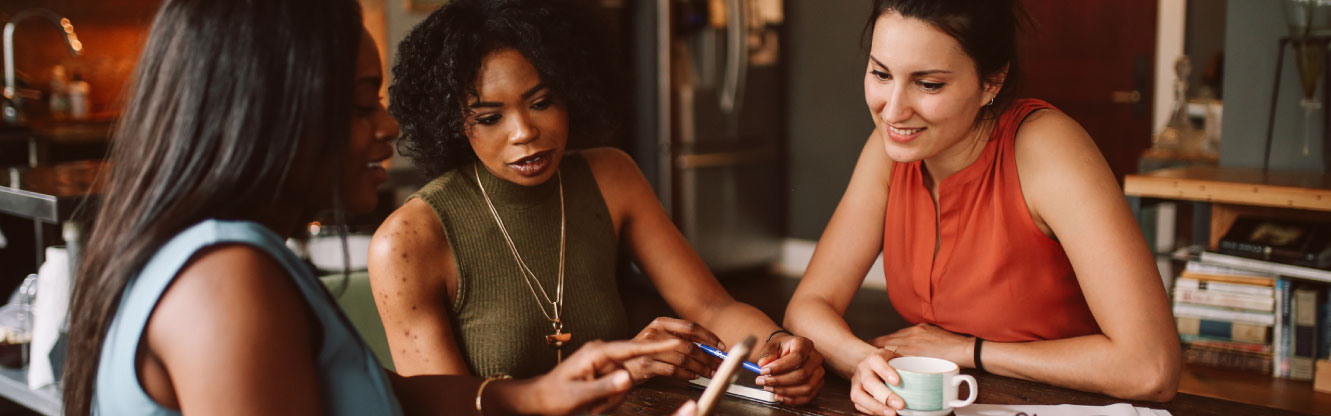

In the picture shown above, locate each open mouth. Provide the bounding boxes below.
[885,124,925,143]
[508,150,555,177]
[889,126,924,136]
[362,157,389,183]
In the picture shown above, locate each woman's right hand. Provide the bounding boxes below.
[493,338,684,415]
[850,348,906,416]
[624,317,726,383]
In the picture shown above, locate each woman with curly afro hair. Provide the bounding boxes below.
[370,0,826,405]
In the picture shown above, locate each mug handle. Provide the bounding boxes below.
[949,374,978,408]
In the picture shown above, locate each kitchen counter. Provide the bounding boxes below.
[1,117,115,167]
[0,366,58,416]
[0,117,114,144]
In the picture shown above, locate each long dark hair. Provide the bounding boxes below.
[864,0,1030,119]
[390,0,620,179]
[62,0,362,413]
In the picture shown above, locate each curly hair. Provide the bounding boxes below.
[390,0,620,179]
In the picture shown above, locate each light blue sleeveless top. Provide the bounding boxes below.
[94,220,403,415]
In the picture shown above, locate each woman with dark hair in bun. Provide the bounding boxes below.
[371,0,825,405]
[784,1,1180,413]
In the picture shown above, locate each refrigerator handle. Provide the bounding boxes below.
[719,0,748,114]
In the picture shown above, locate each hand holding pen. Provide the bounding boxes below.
[623,317,727,383]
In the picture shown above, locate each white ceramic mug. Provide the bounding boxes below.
[885,356,978,416]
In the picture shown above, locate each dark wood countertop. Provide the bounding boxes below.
[617,372,1303,415]
[1,117,116,145]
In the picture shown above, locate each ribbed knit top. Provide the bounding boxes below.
[412,152,628,378]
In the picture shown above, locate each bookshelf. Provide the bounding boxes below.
[1124,166,1331,247]
[1122,166,1331,211]
[1125,166,1331,413]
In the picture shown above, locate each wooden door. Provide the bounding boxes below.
[1020,0,1157,183]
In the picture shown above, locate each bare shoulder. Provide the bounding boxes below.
[150,244,315,361]
[369,198,455,299]
[1012,109,1103,170]
[145,244,322,412]
[848,128,895,193]
[168,244,307,315]
[1011,107,1120,223]
[863,128,896,177]
[577,147,655,215]
[370,199,448,266]
[579,146,642,181]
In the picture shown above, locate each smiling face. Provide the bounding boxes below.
[340,30,399,213]
[465,49,569,186]
[864,12,999,164]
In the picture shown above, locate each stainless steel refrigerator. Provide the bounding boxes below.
[630,0,786,273]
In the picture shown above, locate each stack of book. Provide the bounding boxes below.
[1173,216,1331,380]
[1173,261,1277,374]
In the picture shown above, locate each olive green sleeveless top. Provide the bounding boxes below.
[412,152,628,378]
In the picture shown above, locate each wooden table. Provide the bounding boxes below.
[616,372,1298,415]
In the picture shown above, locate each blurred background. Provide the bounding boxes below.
[0,0,1244,291]
[7,0,1331,414]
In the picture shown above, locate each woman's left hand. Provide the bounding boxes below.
[870,323,973,368]
[752,332,825,405]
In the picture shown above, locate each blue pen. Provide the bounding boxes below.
[693,342,762,374]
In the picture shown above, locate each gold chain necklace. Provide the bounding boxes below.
[474,163,570,362]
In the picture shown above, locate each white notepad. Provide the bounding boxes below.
[955,403,1171,416]
[689,373,779,404]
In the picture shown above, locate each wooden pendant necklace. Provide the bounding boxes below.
[474,163,571,362]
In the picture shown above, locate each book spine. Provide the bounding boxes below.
[1219,240,1317,265]
[1321,287,1331,359]
[1179,335,1273,354]
[1274,278,1287,377]
[1181,261,1279,284]
[1218,240,1271,259]
[1175,277,1276,297]
[1199,252,1331,283]
[1291,288,1319,380]
[1182,343,1273,374]
[1173,288,1275,312]
[1173,304,1276,326]
[1279,279,1294,378]
[1185,261,1278,279]
[1176,317,1271,344]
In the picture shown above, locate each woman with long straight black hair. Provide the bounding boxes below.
[61,0,682,414]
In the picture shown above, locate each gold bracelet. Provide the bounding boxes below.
[475,374,512,415]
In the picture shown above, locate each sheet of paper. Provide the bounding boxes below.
[689,374,778,404]
[955,403,1171,416]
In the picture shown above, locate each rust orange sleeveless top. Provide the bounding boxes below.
[882,98,1100,342]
